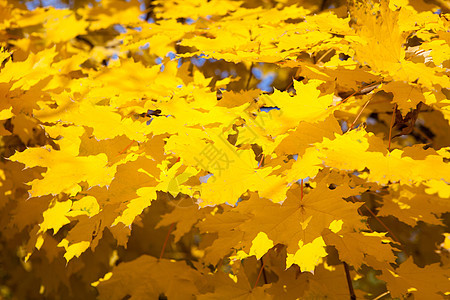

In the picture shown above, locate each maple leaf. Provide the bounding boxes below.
[379,257,450,299]
[39,200,72,234]
[43,10,88,43]
[157,204,213,243]
[240,175,363,247]
[9,147,114,197]
[197,264,272,300]
[0,47,58,91]
[274,114,342,156]
[154,0,243,20]
[302,262,360,299]
[65,203,123,250]
[80,0,143,31]
[256,80,335,135]
[316,127,450,185]
[94,255,209,300]
[383,81,425,113]
[199,173,365,271]
[322,229,397,268]
[350,1,407,75]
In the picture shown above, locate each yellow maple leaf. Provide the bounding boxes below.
[257,80,334,136]
[58,239,90,263]
[66,196,100,217]
[316,127,450,185]
[39,200,72,234]
[10,147,114,197]
[286,237,327,272]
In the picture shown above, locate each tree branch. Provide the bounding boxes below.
[343,262,356,300]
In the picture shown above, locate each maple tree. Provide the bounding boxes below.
[1,0,450,298]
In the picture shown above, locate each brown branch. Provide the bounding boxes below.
[388,104,397,152]
[343,262,356,300]
[320,0,328,11]
[246,63,254,90]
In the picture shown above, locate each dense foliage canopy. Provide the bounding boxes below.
[1,0,449,299]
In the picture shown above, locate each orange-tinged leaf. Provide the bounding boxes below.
[379,257,450,299]
[197,263,272,300]
[95,255,208,300]
[322,229,396,268]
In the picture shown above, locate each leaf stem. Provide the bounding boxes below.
[300,179,304,201]
[343,262,356,300]
[261,257,268,284]
[118,140,136,156]
[257,154,265,168]
[253,257,266,289]
[159,223,175,260]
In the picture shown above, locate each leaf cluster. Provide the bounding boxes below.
[0,0,449,299]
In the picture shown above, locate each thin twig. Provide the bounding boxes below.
[343,262,356,300]
[372,291,390,300]
[363,204,400,243]
[315,48,334,65]
[349,97,372,130]
[159,223,175,259]
[337,81,382,107]
[351,196,400,244]
[284,76,295,92]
